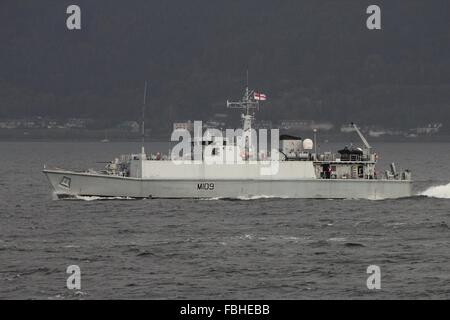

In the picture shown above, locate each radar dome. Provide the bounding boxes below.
[303,139,313,150]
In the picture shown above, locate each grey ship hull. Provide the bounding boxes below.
[44,169,412,200]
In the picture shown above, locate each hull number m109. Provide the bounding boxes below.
[197,183,215,190]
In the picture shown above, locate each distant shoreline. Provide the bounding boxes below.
[1,132,449,143]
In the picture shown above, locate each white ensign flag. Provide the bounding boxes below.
[254,92,267,101]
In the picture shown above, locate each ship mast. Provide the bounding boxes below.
[141,81,148,157]
[226,87,259,130]
[227,77,260,160]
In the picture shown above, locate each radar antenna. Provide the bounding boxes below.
[226,87,259,114]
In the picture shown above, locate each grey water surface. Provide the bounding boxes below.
[0,141,449,299]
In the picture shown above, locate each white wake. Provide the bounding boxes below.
[74,195,135,201]
[420,183,450,199]
[236,195,289,201]
[199,195,288,201]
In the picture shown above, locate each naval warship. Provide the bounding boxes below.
[43,86,412,200]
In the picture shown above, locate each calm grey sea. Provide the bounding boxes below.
[0,141,449,299]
